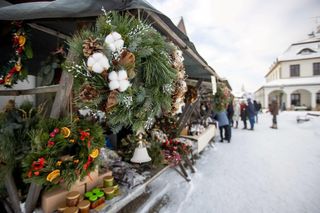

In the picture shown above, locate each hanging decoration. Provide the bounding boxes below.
[212,83,231,112]
[22,118,104,189]
[65,11,180,134]
[169,46,188,114]
[0,21,33,87]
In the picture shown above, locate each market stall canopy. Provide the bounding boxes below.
[0,0,219,80]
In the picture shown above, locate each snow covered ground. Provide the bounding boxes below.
[136,111,320,213]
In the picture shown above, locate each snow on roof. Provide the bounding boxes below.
[278,34,320,61]
[263,76,320,87]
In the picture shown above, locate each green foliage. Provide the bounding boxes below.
[22,117,105,190]
[212,84,230,112]
[66,11,178,134]
[0,101,42,195]
[147,139,164,167]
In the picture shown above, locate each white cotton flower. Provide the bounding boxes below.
[87,52,110,73]
[118,69,128,80]
[108,71,118,81]
[108,69,131,92]
[118,80,131,92]
[92,63,104,74]
[105,32,124,52]
[109,80,120,90]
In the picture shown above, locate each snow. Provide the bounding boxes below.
[278,34,320,61]
[136,111,320,213]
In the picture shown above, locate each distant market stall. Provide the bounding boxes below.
[0,0,225,212]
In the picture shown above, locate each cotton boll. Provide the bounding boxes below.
[98,56,110,70]
[109,80,120,90]
[111,32,122,40]
[108,43,116,52]
[118,69,128,80]
[118,80,130,92]
[87,56,95,68]
[105,34,114,45]
[105,32,124,52]
[92,63,104,73]
[108,71,118,81]
[93,52,103,60]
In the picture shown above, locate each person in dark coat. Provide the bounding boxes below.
[253,100,261,123]
[269,99,279,129]
[247,98,255,130]
[240,100,248,129]
[214,110,231,143]
[226,101,234,127]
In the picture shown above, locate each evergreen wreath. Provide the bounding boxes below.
[0,21,33,87]
[22,118,104,189]
[65,11,181,134]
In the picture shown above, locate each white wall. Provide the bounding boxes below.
[281,58,320,78]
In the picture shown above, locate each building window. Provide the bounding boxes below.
[291,93,300,106]
[313,63,320,75]
[317,92,320,104]
[290,64,300,77]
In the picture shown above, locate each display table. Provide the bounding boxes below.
[180,124,216,154]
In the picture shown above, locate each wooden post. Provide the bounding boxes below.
[24,183,42,213]
[50,71,74,118]
[4,173,22,213]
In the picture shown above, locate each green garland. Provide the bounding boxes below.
[22,118,104,190]
[0,21,33,87]
[65,11,178,134]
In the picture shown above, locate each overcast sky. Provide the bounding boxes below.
[148,0,320,92]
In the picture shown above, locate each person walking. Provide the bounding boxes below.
[233,100,241,128]
[214,110,231,143]
[227,101,234,127]
[269,99,279,129]
[247,98,255,130]
[253,100,261,123]
[240,100,248,129]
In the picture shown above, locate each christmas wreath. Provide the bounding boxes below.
[0,21,33,87]
[22,118,104,189]
[66,11,187,134]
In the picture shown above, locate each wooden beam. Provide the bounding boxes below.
[28,23,70,40]
[24,183,42,213]
[0,85,60,96]
[146,11,219,79]
[4,173,22,213]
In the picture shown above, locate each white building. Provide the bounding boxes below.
[255,27,320,111]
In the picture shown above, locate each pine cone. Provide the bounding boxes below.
[82,37,103,57]
[79,84,99,102]
[105,90,118,111]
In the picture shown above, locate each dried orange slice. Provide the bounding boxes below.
[61,127,71,138]
[18,35,26,46]
[15,63,22,72]
[89,149,99,159]
[46,169,60,182]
